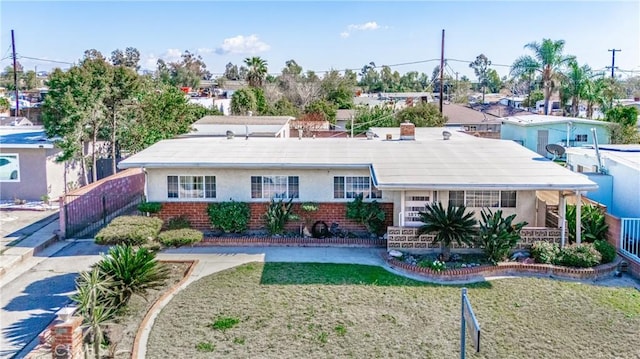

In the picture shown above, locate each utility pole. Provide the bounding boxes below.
[439,29,445,114]
[607,49,621,78]
[11,29,19,117]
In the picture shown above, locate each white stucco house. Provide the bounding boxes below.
[119,123,597,244]
[566,144,640,219]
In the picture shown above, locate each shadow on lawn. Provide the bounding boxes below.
[258,262,492,288]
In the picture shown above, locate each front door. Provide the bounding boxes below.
[404,191,437,227]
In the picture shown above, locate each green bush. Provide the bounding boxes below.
[159,229,204,247]
[531,241,560,264]
[593,240,616,264]
[566,204,609,243]
[264,198,299,235]
[477,209,528,264]
[167,215,191,230]
[346,194,386,235]
[207,200,249,233]
[137,201,163,214]
[556,243,602,268]
[95,216,163,245]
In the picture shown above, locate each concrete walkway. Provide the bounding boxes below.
[2,223,639,359]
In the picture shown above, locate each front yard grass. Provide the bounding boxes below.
[147,263,640,359]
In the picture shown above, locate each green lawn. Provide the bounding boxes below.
[147,263,640,359]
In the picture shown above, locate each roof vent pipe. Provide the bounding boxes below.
[226,130,234,139]
[442,130,452,140]
[591,128,605,173]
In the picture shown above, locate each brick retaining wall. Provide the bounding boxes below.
[158,202,394,233]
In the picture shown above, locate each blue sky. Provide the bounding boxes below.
[1,1,639,80]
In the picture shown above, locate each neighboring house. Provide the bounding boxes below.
[498,96,526,109]
[118,123,596,238]
[535,99,562,115]
[335,109,356,131]
[500,115,611,157]
[190,115,294,138]
[566,144,640,218]
[0,116,33,126]
[442,103,501,139]
[0,126,82,201]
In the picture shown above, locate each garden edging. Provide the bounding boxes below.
[385,255,622,282]
[131,259,199,359]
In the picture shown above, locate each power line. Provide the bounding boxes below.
[18,55,74,65]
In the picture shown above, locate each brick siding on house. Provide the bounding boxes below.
[59,168,145,238]
[604,212,640,279]
[158,202,394,232]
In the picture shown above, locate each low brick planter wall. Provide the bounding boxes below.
[200,236,386,248]
[385,256,622,282]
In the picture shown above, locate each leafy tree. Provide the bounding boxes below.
[605,105,640,143]
[265,97,299,117]
[230,88,257,115]
[110,47,141,71]
[359,62,381,93]
[485,68,502,94]
[155,50,210,88]
[469,54,492,103]
[416,202,478,261]
[304,99,338,123]
[0,97,9,112]
[582,77,607,119]
[510,38,575,115]
[245,56,268,88]
[522,90,544,108]
[321,69,355,109]
[224,62,241,80]
[395,102,447,127]
[350,105,395,134]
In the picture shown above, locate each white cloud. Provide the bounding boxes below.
[141,48,186,70]
[164,48,182,63]
[197,48,213,54]
[215,35,270,55]
[341,21,385,38]
[347,21,380,31]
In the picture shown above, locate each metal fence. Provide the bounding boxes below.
[620,218,640,263]
[63,193,143,239]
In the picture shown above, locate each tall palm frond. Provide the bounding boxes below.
[244,56,268,88]
[416,202,478,260]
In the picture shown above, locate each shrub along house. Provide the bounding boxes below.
[118,123,597,250]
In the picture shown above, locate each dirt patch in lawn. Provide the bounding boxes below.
[147,262,640,359]
[108,261,192,359]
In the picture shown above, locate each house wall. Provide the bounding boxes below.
[435,190,537,227]
[567,153,640,218]
[145,168,394,204]
[0,147,48,201]
[501,123,610,156]
[44,148,84,200]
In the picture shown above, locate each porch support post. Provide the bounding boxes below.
[559,192,566,248]
[575,191,582,244]
[400,190,406,227]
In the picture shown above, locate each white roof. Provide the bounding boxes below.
[567,145,640,171]
[501,114,610,127]
[119,127,597,191]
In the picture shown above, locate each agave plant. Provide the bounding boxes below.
[416,202,478,261]
[264,197,299,235]
[477,209,528,264]
[71,268,117,359]
[94,245,169,308]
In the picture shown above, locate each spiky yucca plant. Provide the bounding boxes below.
[477,209,528,264]
[416,202,478,261]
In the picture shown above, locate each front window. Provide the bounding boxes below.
[0,154,20,182]
[448,190,516,208]
[333,176,382,199]
[167,175,216,199]
[251,176,299,199]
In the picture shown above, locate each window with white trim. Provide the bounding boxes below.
[167,175,216,199]
[448,190,516,208]
[251,176,299,199]
[333,176,382,199]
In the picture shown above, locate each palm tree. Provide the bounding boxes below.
[561,60,595,117]
[511,39,575,115]
[416,202,478,261]
[582,77,607,119]
[244,56,268,88]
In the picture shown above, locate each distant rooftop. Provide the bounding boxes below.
[0,127,54,148]
[195,115,294,126]
[567,145,640,171]
[501,114,609,127]
[442,103,500,125]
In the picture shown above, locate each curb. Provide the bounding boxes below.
[0,233,59,279]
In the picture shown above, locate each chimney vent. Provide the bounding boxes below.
[442,131,452,140]
[400,121,415,140]
[226,130,235,139]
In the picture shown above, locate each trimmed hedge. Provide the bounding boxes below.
[95,216,163,245]
[593,240,616,264]
[556,243,602,268]
[531,241,560,264]
[158,229,204,247]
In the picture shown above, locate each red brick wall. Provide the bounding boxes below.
[59,168,145,238]
[604,213,640,279]
[158,202,394,232]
